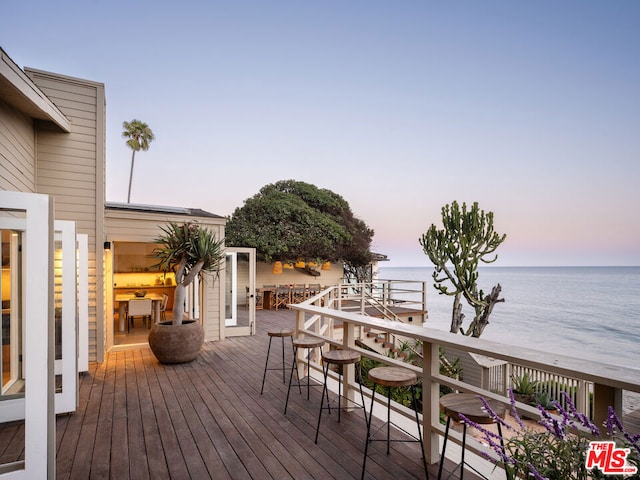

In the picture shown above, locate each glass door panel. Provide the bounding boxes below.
[225,252,237,327]
[225,248,255,337]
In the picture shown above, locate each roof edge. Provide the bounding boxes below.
[0,48,71,132]
[105,201,224,219]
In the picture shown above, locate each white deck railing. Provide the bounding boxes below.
[289,284,640,466]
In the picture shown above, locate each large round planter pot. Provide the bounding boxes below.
[148,320,204,364]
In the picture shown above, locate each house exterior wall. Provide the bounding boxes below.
[26,69,106,363]
[0,99,36,192]
[105,209,226,344]
[1,56,106,363]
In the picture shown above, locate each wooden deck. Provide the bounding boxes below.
[3,308,482,479]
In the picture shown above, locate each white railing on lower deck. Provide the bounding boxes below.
[289,285,640,467]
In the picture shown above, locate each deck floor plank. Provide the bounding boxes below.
[90,356,117,479]
[1,308,481,479]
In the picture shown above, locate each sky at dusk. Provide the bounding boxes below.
[2,1,639,267]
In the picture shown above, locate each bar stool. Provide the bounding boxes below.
[362,367,428,479]
[438,392,507,480]
[315,349,367,444]
[260,328,295,394]
[284,336,325,414]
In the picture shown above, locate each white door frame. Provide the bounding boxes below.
[225,247,256,337]
[54,220,78,414]
[77,234,89,373]
[0,191,55,479]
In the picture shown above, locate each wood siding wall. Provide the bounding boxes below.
[26,69,106,363]
[0,99,36,192]
[105,211,225,343]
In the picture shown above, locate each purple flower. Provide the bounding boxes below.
[527,463,549,480]
[478,395,516,433]
[607,407,640,456]
[507,388,525,429]
[458,413,511,463]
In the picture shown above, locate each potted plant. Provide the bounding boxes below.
[511,372,538,406]
[534,383,558,415]
[148,221,224,363]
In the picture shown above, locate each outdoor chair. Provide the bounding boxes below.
[274,286,291,310]
[255,289,264,310]
[307,283,321,298]
[291,284,307,303]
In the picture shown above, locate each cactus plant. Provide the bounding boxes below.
[419,201,506,337]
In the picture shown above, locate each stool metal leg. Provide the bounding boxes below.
[362,381,427,480]
[497,423,508,480]
[280,336,286,383]
[361,386,377,480]
[305,347,312,399]
[385,386,392,454]
[315,361,331,443]
[317,358,367,446]
[357,362,368,426]
[284,346,304,414]
[411,385,429,478]
[261,334,294,394]
[260,336,274,394]
[460,422,467,480]
[438,416,451,480]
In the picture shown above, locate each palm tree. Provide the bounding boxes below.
[122,119,155,203]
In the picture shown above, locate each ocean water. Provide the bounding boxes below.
[378,266,640,370]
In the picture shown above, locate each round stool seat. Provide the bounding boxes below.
[323,349,360,365]
[368,366,417,387]
[293,336,325,349]
[438,392,508,480]
[267,328,295,338]
[440,392,505,424]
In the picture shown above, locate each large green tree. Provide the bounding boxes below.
[419,201,506,337]
[225,180,374,274]
[122,119,155,203]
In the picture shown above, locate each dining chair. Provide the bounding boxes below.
[128,298,153,332]
[159,293,170,321]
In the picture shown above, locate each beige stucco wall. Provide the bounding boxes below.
[105,209,226,344]
[256,262,344,288]
[26,68,106,363]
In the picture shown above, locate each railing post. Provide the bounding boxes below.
[593,383,622,428]
[343,319,357,405]
[295,309,306,379]
[421,281,428,323]
[422,340,440,464]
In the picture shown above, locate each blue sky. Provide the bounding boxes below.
[2,1,639,266]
